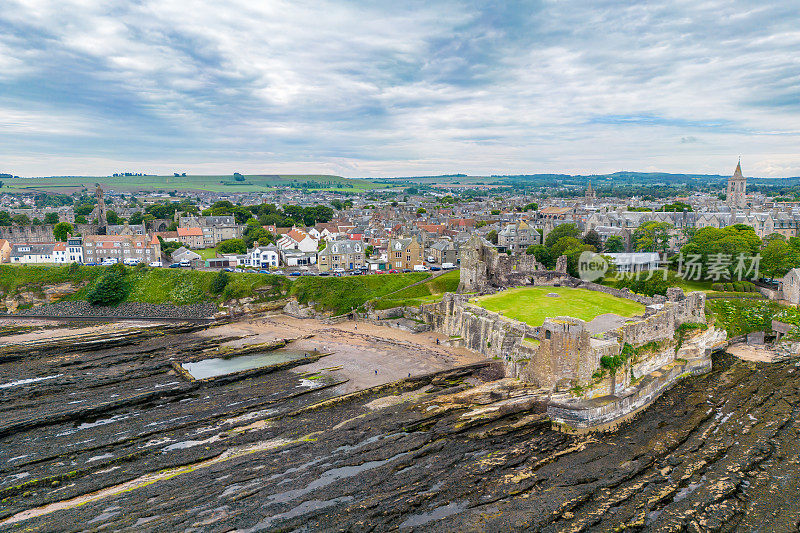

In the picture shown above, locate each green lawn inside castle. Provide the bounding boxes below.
[471,286,645,327]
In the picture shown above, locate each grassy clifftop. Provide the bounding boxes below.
[0,265,431,313]
[291,273,430,315]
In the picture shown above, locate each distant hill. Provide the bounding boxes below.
[0,174,386,193]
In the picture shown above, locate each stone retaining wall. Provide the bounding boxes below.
[13,301,218,320]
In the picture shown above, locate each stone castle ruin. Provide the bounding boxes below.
[418,286,724,429]
[458,235,568,293]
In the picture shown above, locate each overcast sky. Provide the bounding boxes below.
[1,0,799,178]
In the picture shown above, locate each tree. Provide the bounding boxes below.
[233,172,245,182]
[604,235,625,253]
[44,212,59,224]
[32,217,42,226]
[0,211,10,226]
[523,202,538,211]
[74,215,88,224]
[761,238,795,279]
[12,214,30,226]
[53,222,73,241]
[582,229,602,251]
[217,238,247,254]
[544,223,579,249]
[491,209,500,215]
[210,271,230,294]
[87,269,127,306]
[677,225,762,281]
[365,245,374,257]
[657,201,693,212]
[128,211,144,225]
[486,230,498,245]
[416,207,427,216]
[106,210,122,225]
[633,221,672,253]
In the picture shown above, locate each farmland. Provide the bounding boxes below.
[0,174,388,193]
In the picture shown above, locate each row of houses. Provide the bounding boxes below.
[1,235,162,265]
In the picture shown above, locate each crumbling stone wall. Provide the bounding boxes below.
[618,290,706,346]
[458,235,550,293]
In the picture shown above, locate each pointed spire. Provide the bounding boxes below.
[733,159,743,179]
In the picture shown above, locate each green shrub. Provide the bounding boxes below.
[210,271,230,294]
[87,271,127,306]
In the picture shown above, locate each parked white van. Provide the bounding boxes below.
[441,262,456,270]
[413,265,428,271]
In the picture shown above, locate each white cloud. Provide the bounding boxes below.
[0,0,799,177]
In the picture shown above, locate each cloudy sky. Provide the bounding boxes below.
[1,0,799,178]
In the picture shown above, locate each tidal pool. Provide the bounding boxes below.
[181,350,312,380]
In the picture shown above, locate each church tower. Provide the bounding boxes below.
[726,159,747,209]
[585,181,596,205]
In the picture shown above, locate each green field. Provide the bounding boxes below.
[291,273,430,315]
[0,174,387,193]
[372,270,460,310]
[194,248,218,260]
[472,287,645,327]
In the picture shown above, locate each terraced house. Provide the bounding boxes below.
[83,234,161,264]
[388,235,424,270]
[317,240,365,272]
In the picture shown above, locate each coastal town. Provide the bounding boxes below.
[2,163,800,289]
[2,0,799,529]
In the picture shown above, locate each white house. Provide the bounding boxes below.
[277,227,318,253]
[604,252,661,272]
[11,243,55,264]
[248,243,280,268]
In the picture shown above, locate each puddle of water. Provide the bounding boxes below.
[86,453,114,463]
[0,374,63,389]
[398,501,468,529]
[57,414,132,437]
[182,350,313,380]
[247,496,354,531]
[268,450,412,504]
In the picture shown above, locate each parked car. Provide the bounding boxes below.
[123,258,141,266]
[430,266,441,271]
[402,268,411,273]
[289,271,301,276]
[374,269,385,274]
[223,267,235,272]
[148,261,163,267]
[273,270,284,275]
[100,258,117,266]
[318,271,330,276]
[179,260,191,267]
[258,269,269,273]
[333,268,345,274]
[168,263,182,268]
[413,265,428,272]
[85,262,97,266]
[441,262,456,270]
[388,269,398,274]
[350,270,363,275]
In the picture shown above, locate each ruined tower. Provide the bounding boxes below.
[726,159,747,209]
[95,184,107,227]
